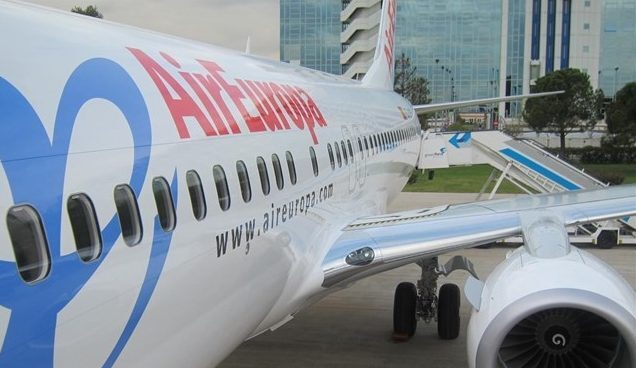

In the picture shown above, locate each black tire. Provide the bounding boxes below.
[596,230,618,249]
[393,282,417,339]
[437,283,460,340]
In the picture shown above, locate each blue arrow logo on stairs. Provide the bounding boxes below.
[449,132,471,148]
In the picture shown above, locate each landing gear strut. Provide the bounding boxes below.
[392,256,476,341]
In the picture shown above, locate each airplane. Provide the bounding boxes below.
[0,0,634,367]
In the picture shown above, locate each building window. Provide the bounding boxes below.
[152,177,177,232]
[347,139,354,162]
[364,137,370,156]
[236,161,252,203]
[272,153,284,190]
[286,151,297,185]
[374,135,379,153]
[114,184,143,246]
[213,165,231,211]
[584,0,590,7]
[186,170,207,221]
[309,146,319,177]
[582,45,589,53]
[256,156,270,195]
[583,23,590,31]
[7,205,51,283]
[357,138,363,160]
[334,141,342,167]
[67,193,102,262]
[327,143,335,170]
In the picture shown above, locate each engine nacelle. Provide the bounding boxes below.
[466,245,636,367]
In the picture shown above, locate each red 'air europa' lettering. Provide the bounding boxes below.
[127,48,328,144]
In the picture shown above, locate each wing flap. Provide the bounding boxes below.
[322,185,636,288]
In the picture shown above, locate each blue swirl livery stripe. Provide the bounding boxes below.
[499,148,581,190]
[0,58,172,367]
[104,172,178,367]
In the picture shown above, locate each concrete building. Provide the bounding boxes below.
[341,0,382,80]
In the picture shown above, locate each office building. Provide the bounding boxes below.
[281,0,635,119]
[280,0,342,74]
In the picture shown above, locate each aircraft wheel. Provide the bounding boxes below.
[437,283,460,340]
[596,230,618,249]
[393,282,417,341]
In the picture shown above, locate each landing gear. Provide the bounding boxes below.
[391,256,476,341]
[437,283,460,339]
[392,282,417,341]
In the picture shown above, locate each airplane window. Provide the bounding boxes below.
[67,193,102,262]
[309,146,319,177]
[364,137,370,157]
[236,161,252,203]
[357,138,363,160]
[334,141,342,167]
[347,140,354,162]
[153,177,177,232]
[341,141,348,165]
[186,170,207,221]
[114,184,143,246]
[381,133,386,150]
[7,205,51,283]
[373,135,379,153]
[256,157,271,196]
[327,143,335,170]
[286,151,297,185]
[213,165,231,211]
[272,154,284,190]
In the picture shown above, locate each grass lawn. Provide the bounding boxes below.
[404,163,636,193]
[581,164,636,185]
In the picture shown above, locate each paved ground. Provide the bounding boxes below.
[219,193,636,368]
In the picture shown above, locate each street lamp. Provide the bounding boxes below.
[434,59,439,102]
[613,66,620,101]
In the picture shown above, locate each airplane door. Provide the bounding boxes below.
[352,125,367,186]
[341,126,356,193]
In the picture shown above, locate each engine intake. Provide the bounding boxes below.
[499,308,628,367]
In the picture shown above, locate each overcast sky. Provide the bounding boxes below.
[24,0,280,59]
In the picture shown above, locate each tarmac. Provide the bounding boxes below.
[219,192,636,368]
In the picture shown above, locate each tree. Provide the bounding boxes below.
[605,81,636,147]
[71,5,103,18]
[394,53,431,128]
[523,68,603,156]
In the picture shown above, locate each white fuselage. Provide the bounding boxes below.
[0,2,419,366]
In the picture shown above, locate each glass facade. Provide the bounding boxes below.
[506,0,526,117]
[396,0,502,103]
[599,0,636,97]
[280,0,342,75]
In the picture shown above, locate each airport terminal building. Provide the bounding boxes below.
[281,0,635,120]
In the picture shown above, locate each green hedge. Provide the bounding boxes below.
[546,146,636,164]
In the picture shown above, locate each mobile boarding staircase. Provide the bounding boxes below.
[417,130,636,247]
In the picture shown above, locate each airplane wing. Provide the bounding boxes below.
[322,185,636,288]
[412,91,562,115]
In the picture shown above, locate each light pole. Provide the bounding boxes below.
[613,66,619,101]
[434,59,439,102]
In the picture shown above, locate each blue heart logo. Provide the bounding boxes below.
[0,58,176,367]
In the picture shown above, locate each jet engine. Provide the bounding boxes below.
[466,214,636,368]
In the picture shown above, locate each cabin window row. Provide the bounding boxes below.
[7,176,176,284]
[6,127,419,284]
